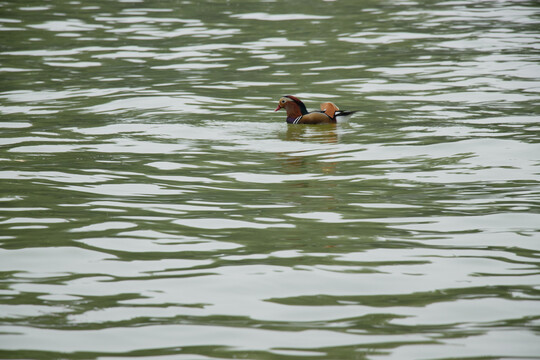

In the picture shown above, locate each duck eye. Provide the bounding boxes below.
[281,100,285,103]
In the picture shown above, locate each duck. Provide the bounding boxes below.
[274,95,357,124]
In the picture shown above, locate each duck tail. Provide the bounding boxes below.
[336,110,358,116]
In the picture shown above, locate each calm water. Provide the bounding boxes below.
[1,0,540,359]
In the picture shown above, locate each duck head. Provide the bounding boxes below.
[274,95,309,118]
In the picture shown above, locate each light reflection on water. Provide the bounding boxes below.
[1,0,540,358]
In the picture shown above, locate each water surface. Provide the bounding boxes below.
[1,0,539,359]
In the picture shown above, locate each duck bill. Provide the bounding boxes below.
[274,105,281,112]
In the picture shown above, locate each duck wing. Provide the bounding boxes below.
[295,112,334,124]
[319,102,339,119]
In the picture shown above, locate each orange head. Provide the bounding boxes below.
[274,96,308,117]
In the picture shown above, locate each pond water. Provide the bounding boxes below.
[1,0,539,359]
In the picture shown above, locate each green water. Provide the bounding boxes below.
[1,0,539,359]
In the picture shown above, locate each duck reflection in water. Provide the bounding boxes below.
[279,124,340,176]
[285,123,339,144]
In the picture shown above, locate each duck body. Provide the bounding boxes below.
[275,95,356,124]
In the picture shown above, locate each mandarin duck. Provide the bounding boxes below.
[275,95,357,124]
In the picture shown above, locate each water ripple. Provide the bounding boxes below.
[1,0,539,358]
